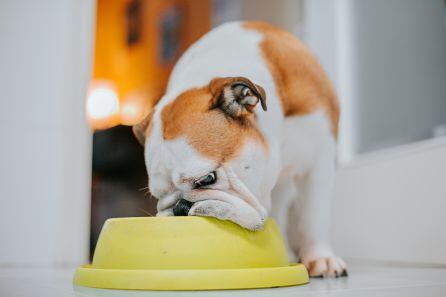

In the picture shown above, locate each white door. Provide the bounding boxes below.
[0,0,95,267]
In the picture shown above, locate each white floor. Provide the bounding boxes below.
[1,263,446,297]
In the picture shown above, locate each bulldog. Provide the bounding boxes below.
[133,21,346,277]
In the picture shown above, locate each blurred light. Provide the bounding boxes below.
[120,91,147,125]
[121,103,139,123]
[87,84,119,120]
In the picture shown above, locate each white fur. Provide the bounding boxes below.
[144,22,346,277]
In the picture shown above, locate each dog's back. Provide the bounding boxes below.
[165,21,339,179]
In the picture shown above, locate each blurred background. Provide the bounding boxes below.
[1,0,445,269]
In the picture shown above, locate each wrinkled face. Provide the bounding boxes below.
[133,77,270,230]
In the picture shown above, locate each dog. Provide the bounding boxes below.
[133,21,347,277]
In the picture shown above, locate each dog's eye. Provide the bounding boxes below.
[194,171,217,188]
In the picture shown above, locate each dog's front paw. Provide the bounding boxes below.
[188,200,264,231]
[300,246,347,278]
[189,200,232,220]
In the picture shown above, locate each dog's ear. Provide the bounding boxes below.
[209,77,267,118]
[132,110,153,146]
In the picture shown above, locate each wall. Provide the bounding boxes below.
[332,137,446,265]
[212,0,303,35]
[304,0,446,160]
[0,0,95,267]
[352,0,446,153]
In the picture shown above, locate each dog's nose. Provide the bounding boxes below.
[173,198,193,216]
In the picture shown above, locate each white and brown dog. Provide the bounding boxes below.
[133,21,346,277]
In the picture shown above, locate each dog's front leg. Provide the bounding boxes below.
[288,142,347,277]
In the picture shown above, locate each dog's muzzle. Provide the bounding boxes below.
[173,198,194,216]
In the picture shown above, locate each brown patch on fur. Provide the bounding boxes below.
[162,85,266,161]
[244,21,340,136]
[133,110,154,145]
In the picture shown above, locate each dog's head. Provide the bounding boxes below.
[133,77,271,230]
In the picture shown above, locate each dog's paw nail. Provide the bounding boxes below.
[190,208,203,215]
[254,223,264,230]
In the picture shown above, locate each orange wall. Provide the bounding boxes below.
[89,0,211,129]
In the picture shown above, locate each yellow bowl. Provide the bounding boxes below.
[73,217,308,290]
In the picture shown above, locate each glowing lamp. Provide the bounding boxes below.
[86,82,120,130]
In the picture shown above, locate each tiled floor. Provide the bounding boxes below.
[1,263,446,297]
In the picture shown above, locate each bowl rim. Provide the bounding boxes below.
[73,263,309,290]
[104,216,275,225]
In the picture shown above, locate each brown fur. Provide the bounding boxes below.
[133,110,154,145]
[161,84,266,162]
[244,21,340,136]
